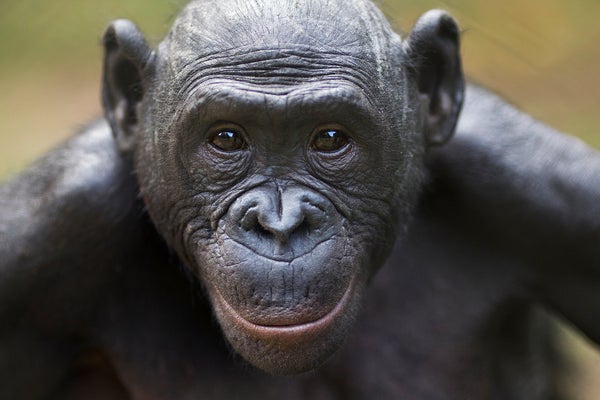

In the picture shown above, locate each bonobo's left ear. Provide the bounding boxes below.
[403,10,464,146]
[102,19,154,152]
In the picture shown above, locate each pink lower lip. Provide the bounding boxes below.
[212,279,355,336]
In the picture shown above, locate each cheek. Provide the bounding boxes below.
[134,156,215,263]
[185,148,251,191]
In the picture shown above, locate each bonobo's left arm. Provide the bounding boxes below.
[427,84,600,343]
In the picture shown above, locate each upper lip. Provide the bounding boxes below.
[225,233,338,263]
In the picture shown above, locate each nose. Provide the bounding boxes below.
[239,191,304,244]
[226,186,334,249]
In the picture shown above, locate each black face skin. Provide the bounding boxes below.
[3,0,600,398]
[103,0,462,374]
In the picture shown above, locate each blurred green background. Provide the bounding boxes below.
[0,0,598,397]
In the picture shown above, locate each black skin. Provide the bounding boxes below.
[1,0,599,398]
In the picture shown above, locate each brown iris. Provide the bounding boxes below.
[210,129,246,152]
[312,128,350,153]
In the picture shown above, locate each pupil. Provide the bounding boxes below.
[212,130,244,151]
[314,129,347,152]
[219,131,235,140]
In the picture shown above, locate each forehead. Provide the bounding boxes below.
[160,0,396,76]
[168,0,392,50]
[150,0,410,128]
[156,0,399,105]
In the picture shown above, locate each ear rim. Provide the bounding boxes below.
[102,19,154,153]
[403,10,465,147]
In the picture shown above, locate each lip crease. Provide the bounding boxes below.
[212,278,355,336]
[225,231,338,263]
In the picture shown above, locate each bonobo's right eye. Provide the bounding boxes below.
[208,124,247,152]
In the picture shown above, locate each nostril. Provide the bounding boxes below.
[227,187,335,248]
[240,205,324,243]
[295,218,311,237]
[254,222,273,238]
[239,206,259,231]
[239,206,299,243]
[303,203,328,230]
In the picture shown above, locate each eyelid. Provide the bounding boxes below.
[206,122,245,136]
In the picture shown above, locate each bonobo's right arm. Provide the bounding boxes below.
[427,84,600,345]
[0,121,146,397]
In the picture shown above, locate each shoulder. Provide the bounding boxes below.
[428,84,595,188]
[1,120,127,205]
[0,120,141,267]
[419,83,600,249]
[1,119,137,215]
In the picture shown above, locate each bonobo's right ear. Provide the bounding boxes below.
[102,19,154,153]
[403,10,464,147]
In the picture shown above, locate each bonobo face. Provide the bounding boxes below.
[186,81,401,373]
[102,0,463,375]
[143,76,414,375]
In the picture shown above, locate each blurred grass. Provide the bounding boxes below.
[0,0,598,397]
[0,0,187,177]
[381,0,600,144]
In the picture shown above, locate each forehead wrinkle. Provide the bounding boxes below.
[170,47,380,107]
[182,76,379,116]
[172,78,377,130]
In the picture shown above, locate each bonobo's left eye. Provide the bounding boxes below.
[311,127,350,153]
[209,124,247,152]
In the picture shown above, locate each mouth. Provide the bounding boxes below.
[208,268,362,374]
[211,277,355,340]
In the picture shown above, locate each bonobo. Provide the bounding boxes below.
[1,0,599,399]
